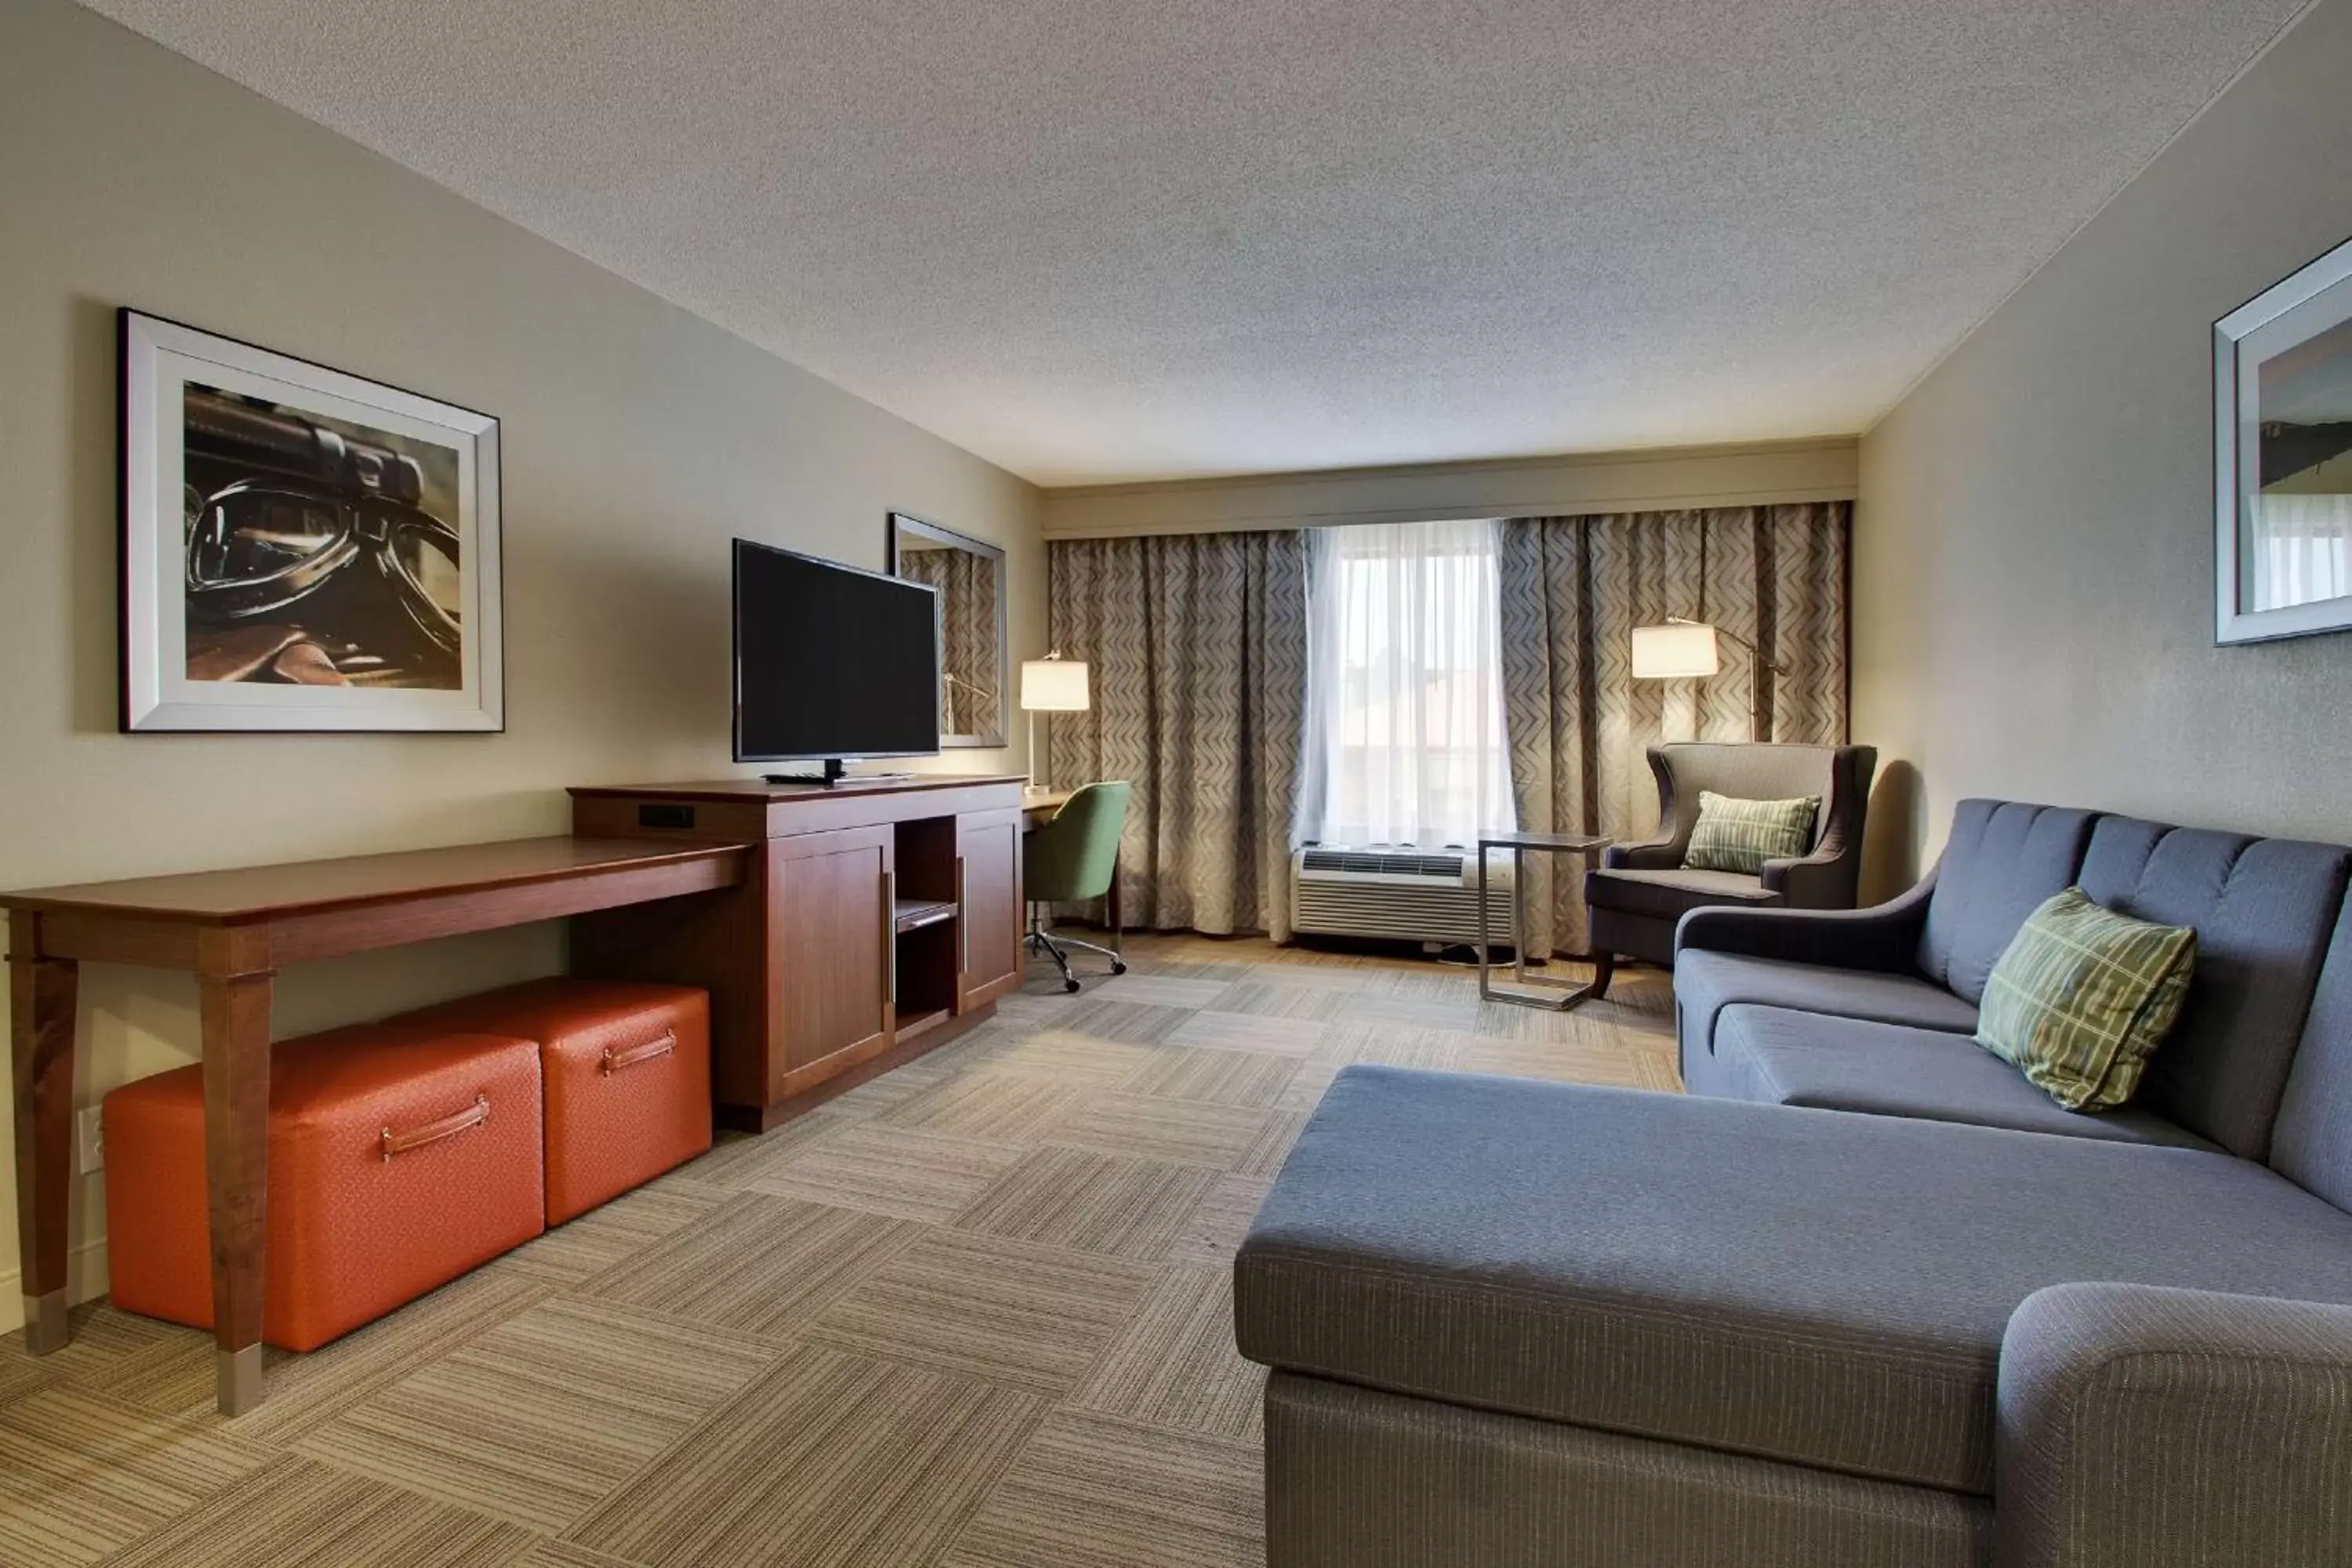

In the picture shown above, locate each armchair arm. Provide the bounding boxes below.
[1758,744,1875,909]
[1997,1283,2352,1568]
[1757,839,1855,909]
[1602,835,1682,872]
[1675,869,1936,973]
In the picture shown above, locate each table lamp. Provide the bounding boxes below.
[1019,654,1090,786]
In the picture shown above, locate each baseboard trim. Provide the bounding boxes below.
[0,1239,111,1338]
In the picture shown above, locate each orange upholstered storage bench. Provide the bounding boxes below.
[390,978,711,1225]
[103,1025,544,1352]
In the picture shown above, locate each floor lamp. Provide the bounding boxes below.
[1629,617,1781,740]
[1019,655,1090,786]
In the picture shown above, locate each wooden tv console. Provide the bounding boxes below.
[568,774,1028,1131]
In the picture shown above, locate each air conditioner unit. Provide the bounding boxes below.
[1290,846,1516,949]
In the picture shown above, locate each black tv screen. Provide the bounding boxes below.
[733,539,940,764]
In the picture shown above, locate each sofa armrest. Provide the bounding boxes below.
[1602,836,1681,872]
[1675,870,1936,972]
[1997,1282,2352,1568]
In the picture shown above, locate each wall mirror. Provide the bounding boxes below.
[889,511,1007,747]
[2216,232,2352,644]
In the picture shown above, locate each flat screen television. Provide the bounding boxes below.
[733,538,940,782]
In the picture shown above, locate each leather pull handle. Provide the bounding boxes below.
[381,1094,490,1163]
[601,1030,677,1076]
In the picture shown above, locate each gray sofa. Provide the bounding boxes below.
[1585,742,1876,996]
[1236,799,2352,1566]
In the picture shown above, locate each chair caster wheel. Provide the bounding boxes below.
[1111,960,1128,975]
[1063,979,1082,994]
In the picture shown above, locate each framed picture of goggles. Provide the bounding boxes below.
[119,310,503,731]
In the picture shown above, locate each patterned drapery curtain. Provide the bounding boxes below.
[1498,503,1849,957]
[898,547,1000,737]
[1047,531,1311,941]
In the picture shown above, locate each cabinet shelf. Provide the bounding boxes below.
[894,897,959,934]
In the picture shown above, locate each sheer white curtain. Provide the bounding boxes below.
[2249,492,2352,610]
[1298,517,1515,848]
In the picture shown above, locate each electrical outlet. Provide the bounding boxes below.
[77,1106,104,1174]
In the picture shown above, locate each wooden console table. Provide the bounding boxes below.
[4,836,748,1416]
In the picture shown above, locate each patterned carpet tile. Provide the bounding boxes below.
[0,1387,273,1568]
[1165,1009,1327,1056]
[742,1123,1029,1223]
[962,1026,1160,1085]
[1164,1174,1279,1266]
[1073,1264,1264,1443]
[1196,981,1349,1022]
[214,1270,553,1446]
[940,1410,1264,1568]
[877,1070,1095,1142]
[564,1343,1048,1568]
[0,1303,187,1390]
[952,1145,1218,1261]
[1118,1044,1301,1109]
[1041,998,1196,1044]
[1081,975,1234,1009]
[1047,1093,1276,1171]
[293,1296,782,1533]
[1317,1017,1478,1063]
[1459,1035,1651,1087]
[803,1229,1160,1394]
[578,1192,922,1338]
[100,1454,533,1568]
[497,1179,736,1285]
[684,1111,854,1187]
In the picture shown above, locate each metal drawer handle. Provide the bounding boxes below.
[381,1094,490,1163]
[601,1031,677,1076]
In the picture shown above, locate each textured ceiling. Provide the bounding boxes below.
[79,0,2307,485]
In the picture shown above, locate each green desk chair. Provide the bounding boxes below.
[1025,780,1132,993]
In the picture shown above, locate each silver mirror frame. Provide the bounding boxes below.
[2214,232,2352,646]
[887,510,1009,748]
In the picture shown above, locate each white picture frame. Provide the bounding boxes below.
[2214,234,2352,646]
[120,310,504,731]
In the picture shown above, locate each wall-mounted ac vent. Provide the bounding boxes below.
[1291,846,1514,948]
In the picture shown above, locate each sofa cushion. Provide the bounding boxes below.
[1683,791,1820,875]
[1675,949,1978,1079]
[1586,866,1779,923]
[1702,1005,2218,1150]
[2075,819,2350,1161]
[1918,800,2097,1005]
[1976,887,2197,1112]
[1236,1066,2352,1496]
[2274,898,2352,1213]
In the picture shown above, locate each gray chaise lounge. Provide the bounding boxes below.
[1236,799,2352,1566]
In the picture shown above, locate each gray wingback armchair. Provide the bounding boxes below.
[1585,742,1875,994]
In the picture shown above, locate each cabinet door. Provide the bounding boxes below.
[769,823,894,1090]
[957,808,1024,1010]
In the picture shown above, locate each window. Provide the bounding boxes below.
[1298,517,1515,848]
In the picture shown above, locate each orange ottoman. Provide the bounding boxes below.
[390,978,711,1225]
[103,1025,544,1352]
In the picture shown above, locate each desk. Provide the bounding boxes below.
[5,835,748,1414]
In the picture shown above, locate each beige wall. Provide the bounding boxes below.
[1043,439,1857,538]
[0,0,1044,1328]
[1854,0,2352,898]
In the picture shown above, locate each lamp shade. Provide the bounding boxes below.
[1019,658,1091,712]
[1631,622,1720,679]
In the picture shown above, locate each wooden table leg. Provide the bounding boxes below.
[198,960,273,1416]
[9,912,78,1356]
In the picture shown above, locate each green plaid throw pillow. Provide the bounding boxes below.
[1682,791,1820,875]
[1976,887,2197,1111]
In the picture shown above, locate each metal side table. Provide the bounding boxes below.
[1474,829,1612,1010]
